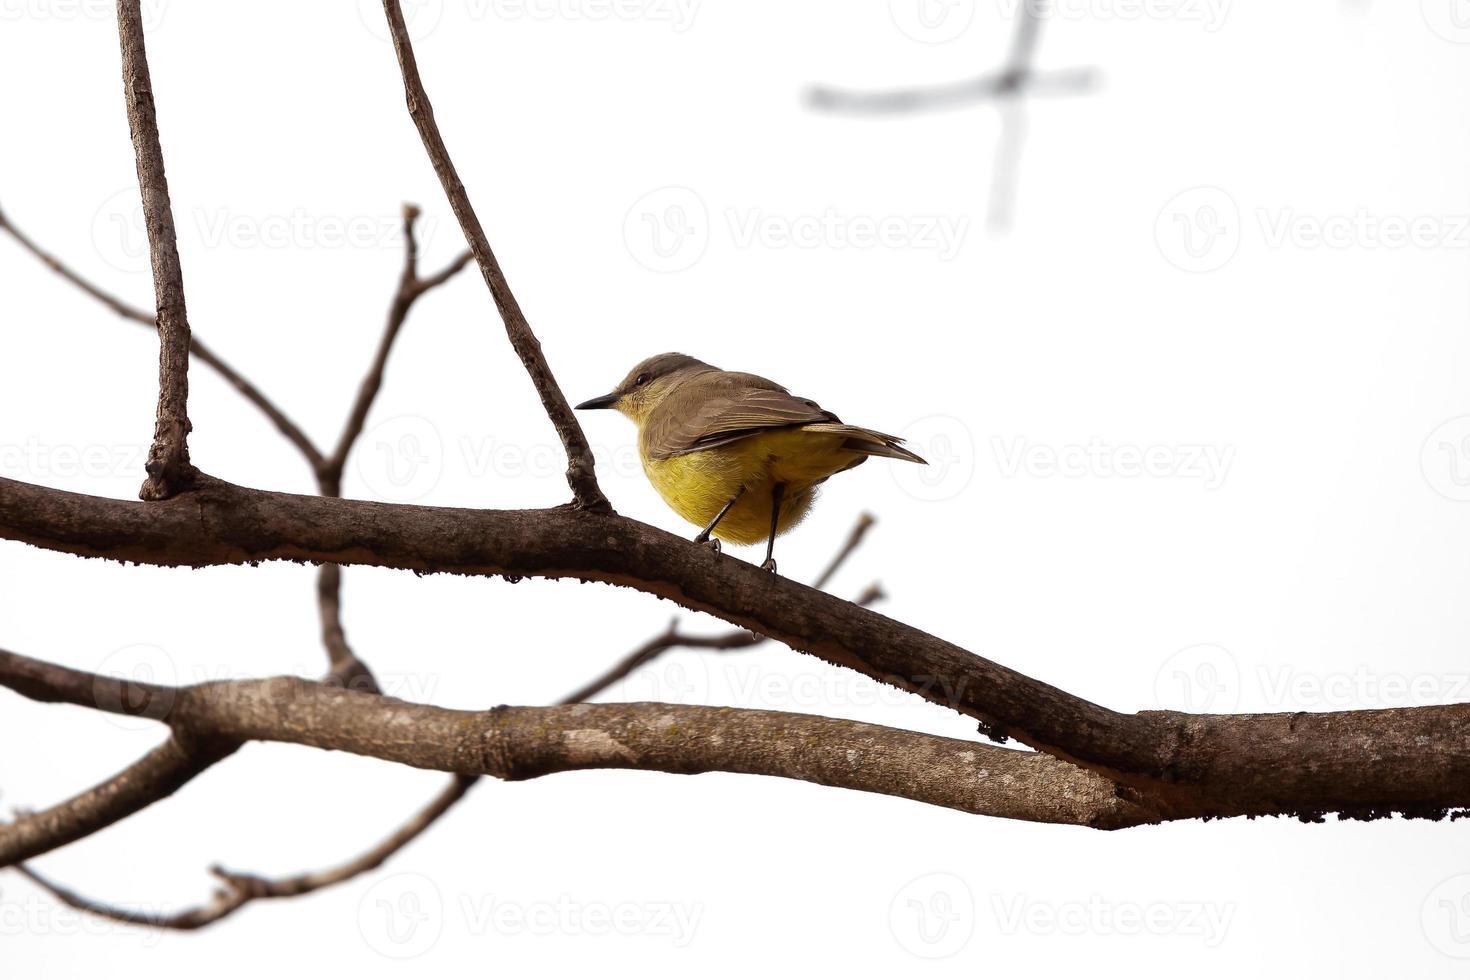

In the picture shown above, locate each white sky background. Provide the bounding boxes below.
[3,0,1470,974]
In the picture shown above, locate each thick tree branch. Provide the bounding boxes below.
[0,653,1148,837]
[0,473,1139,770]
[0,649,238,866]
[116,0,196,500]
[11,532,836,932]
[562,583,883,705]
[379,0,606,512]
[4,474,1470,820]
[1,197,474,907]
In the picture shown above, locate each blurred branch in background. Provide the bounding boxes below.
[3,0,1467,944]
[806,0,1097,230]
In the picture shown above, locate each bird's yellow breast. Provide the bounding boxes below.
[638,427,862,545]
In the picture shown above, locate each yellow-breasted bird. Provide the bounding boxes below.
[576,353,926,572]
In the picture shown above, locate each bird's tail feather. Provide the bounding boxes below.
[803,423,928,465]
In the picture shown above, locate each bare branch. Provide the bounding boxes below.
[320,205,471,490]
[6,527,761,931]
[0,655,1150,835]
[0,200,473,905]
[15,775,477,929]
[0,736,236,868]
[0,474,1127,769]
[564,513,881,704]
[808,67,1096,115]
[0,205,324,470]
[116,0,196,500]
[312,205,471,685]
[379,0,607,512]
[807,0,1095,116]
[8,549,747,931]
[5,473,1470,819]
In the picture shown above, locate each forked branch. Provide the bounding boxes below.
[380,0,606,511]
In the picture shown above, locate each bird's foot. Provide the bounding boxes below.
[694,534,722,554]
[761,558,778,574]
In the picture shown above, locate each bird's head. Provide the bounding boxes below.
[575,352,715,425]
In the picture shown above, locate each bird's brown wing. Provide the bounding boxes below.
[644,372,840,460]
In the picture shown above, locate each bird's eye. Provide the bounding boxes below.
[634,373,650,386]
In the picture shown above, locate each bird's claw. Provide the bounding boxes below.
[697,536,722,554]
[761,558,778,574]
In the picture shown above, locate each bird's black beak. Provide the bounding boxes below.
[575,392,620,410]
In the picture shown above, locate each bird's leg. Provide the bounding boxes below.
[694,485,746,553]
[762,483,785,573]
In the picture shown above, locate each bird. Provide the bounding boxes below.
[575,353,926,572]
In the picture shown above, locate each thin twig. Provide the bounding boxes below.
[1,187,472,904]
[379,0,607,512]
[3,515,884,928]
[15,775,477,929]
[116,0,195,500]
[0,204,324,469]
[320,205,471,488]
[314,205,472,687]
[562,513,881,704]
[4,544,869,932]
